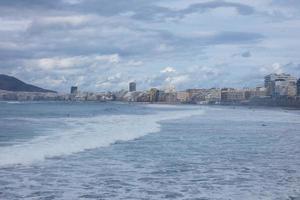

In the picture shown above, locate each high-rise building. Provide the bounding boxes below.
[272,79,297,97]
[297,79,300,96]
[149,88,159,102]
[70,86,78,94]
[264,73,297,96]
[129,82,136,92]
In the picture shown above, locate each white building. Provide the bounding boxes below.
[264,73,297,97]
[274,79,297,97]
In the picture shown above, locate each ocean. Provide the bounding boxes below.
[0,101,299,200]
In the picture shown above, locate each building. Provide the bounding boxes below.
[297,79,300,96]
[163,92,177,103]
[255,87,267,97]
[264,74,292,89]
[186,89,204,99]
[205,88,221,103]
[123,91,140,102]
[70,86,78,94]
[227,90,245,102]
[272,78,297,97]
[244,87,267,100]
[136,92,150,102]
[264,73,297,96]
[221,88,233,102]
[157,90,165,102]
[185,88,221,104]
[221,88,245,102]
[149,88,159,102]
[186,89,205,103]
[129,82,136,92]
[176,91,189,103]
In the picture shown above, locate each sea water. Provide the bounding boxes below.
[0,101,299,199]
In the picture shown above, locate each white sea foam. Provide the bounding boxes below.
[0,107,205,166]
[5,101,22,104]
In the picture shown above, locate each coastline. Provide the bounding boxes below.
[1,99,299,111]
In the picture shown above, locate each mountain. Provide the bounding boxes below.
[0,74,56,93]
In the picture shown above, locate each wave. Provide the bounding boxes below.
[0,107,205,166]
[4,101,22,104]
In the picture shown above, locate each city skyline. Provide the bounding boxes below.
[0,0,300,92]
[70,72,300,94]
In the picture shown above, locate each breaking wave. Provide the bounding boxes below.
[0,106,205,166]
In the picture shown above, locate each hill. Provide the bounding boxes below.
[0,74,56,93]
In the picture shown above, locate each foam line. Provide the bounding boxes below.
[0,107,205,166]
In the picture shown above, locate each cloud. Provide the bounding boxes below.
[0,0,256,22]
[0,0,298,92]
[260,63,284,74]
[209,31,264,44]
[0,12,265,64]
[160,66,176,73]
[0,18,31,31]
[28,15,91,31]
[130,1,255,21]
[9,54,135,92]
[147,64,224,90]
[0,0,60,8]
[272,0,300,7]
[282,62,300,77]
[241,51,251,57]
[284,62,300,70]
[179,1,255,16]
[25,54,120,71]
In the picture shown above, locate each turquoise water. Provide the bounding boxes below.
[0,102,299,199]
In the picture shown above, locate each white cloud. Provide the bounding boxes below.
[94,54,121,64]
[156,44,174,52]
[32,15,92,27]
[168,74,189,85]
[160,66,176,73]
[126,60,143,66]
[260,62,284,74]
[25,54,121,71]
[0,18,31,31]
[33,76,67,87]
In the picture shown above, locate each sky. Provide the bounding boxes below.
[0,0,300,92]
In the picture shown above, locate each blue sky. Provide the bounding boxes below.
[0,0,300,92]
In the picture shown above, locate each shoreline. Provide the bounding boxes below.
[1,99,300,111]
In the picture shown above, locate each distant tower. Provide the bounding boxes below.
[129,82,136,92]
[70,86,78,94]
